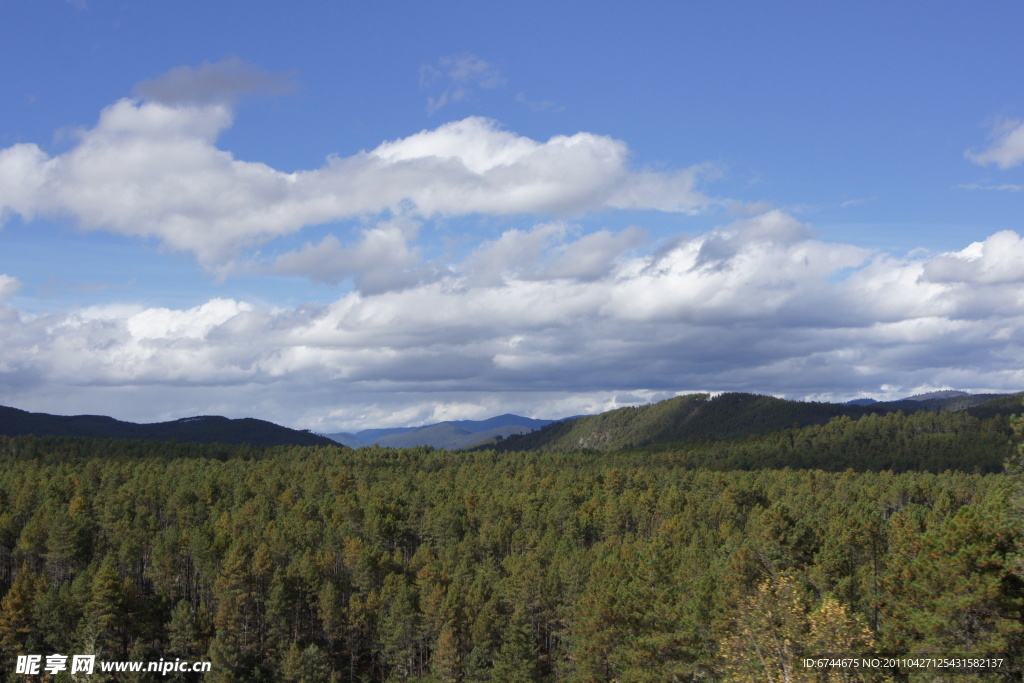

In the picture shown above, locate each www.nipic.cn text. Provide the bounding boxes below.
[16,654,212,676]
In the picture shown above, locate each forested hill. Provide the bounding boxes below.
[488,391,1020,455]
[0,405,336,447]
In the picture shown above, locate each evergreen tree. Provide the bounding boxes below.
[0,563,36,662]
[206,628,246,683]
[167,599,210,663]
[79,557,123,659]
[281,642,332,683]
[464,645,492,681]
[212,542,258,651]
[316,580,346,657]
[491,609,538,682]
[379,572,421,679]
[430,621,461,682]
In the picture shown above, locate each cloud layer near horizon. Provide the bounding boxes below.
[2,216,1023,430]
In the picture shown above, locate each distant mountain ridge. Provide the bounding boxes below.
[3,390,1017,453]
[903,390,970,400]
[0,405,336,448]
[324,414,558,449]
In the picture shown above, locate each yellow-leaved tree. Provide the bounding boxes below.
[719,571,889,682]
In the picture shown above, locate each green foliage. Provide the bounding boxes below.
[493,393,1019,475]
[282,643,332,683]
[0,426,1020,681]
[0,563,37,663]
[491,609,537,682]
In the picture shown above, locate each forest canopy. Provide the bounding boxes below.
[0,399,1021,681]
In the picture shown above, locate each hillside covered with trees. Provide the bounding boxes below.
[488,392,1018,455]
[0,406,336,448]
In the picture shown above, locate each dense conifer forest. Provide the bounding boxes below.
[0,397,1022,681]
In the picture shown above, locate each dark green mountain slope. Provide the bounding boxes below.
[963,392,1024,419]
[489,393,707,452]
[0,405,336,447]
[656,408,1013,473]
[492,391,1021,454]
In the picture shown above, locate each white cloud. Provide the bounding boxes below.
[921,230,1024,285]
[0,91,716,268]
[607,165,722,213]
[460,222,646,285]
[2,216,1023,430]
[544,226,646,281]
[371,117,544,174]
[0,275,21,300]
[0,98,287,264]
[125,298,255,340]
[966,117,1024,169]
[727,209,816,243]
[461,222,567,285]
[272,217,428,293]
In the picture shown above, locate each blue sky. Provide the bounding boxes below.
[1,1,1023,430]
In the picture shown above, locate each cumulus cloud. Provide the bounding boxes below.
[544,226,646,281]
[0,88,716,268]
[420,53,506,113]
[272,217,429,293]
[0,275,21,300]
[125,298,255,340]
[692,209,816,269]
[966,117,1024,169]
[921,230,1024,285]
[3,216,1023,430]
[461,222,646,285]
[461,222,567,286]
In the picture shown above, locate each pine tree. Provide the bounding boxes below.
[491,609,538,682]
[429,621,461,682]
[206,628,245,683]
[464,645,492,681]
[44,504,84,584]
[31,578,74,655]
[281,643,332,683]
[0,563,37,660]
[167,599,209,661]
[379,572,421,679]
[317,580,346,653]
[80,557,123,659]
[213,542,258,651]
